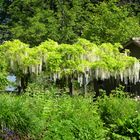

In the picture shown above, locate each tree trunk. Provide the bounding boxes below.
[68,75,74,96]
[20,72,30,93]
[82,73,87,96]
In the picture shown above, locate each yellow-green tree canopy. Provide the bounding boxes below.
[0,39,139,87]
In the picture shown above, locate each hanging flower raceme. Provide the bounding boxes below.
[0,40,29,74]
[0,40,45,76]
[90,43,140,84]
[1,39,140,87]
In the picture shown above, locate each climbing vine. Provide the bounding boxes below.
[0,38,139,94]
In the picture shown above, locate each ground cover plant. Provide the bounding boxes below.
[0,89,105,140]
[97,88,140,139]
[1,86,140,139]
[0,93,46,139]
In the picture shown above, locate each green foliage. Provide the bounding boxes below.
[57,43,85,74]
[42,95,105,140]
[1,87,140,139]
[0,39,44,76]
[0,73,8,90]
[0,45,8,89]
[0,90,105,140]
[0,0,11,43]
[92,43,137,72]
[97,88,140,139]
[0,39,139,92]
[0,94,46,139]
[0,40,29,74]
[7,0,79,45]
[82,0,140,44]
[1,0,139,45]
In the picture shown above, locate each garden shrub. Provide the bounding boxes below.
[0,94,46,139]
[42,95,105,140]
[97,89,140,139]
[0,92,105,140]
[2,86,140,140]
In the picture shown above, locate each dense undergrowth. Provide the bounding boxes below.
[0,86,140,140]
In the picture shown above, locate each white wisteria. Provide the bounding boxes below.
[0,39,140,89]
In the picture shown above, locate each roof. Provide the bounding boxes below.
[124,37,140,48]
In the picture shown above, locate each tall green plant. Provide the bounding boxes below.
[0,94,46,139]
[97,89,140,139]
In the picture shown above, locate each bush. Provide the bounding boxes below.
[42,95,105,140]
[97,89,140,139]
[2,86,140,140]
[0,94,46,139]
[0,91,105,140]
